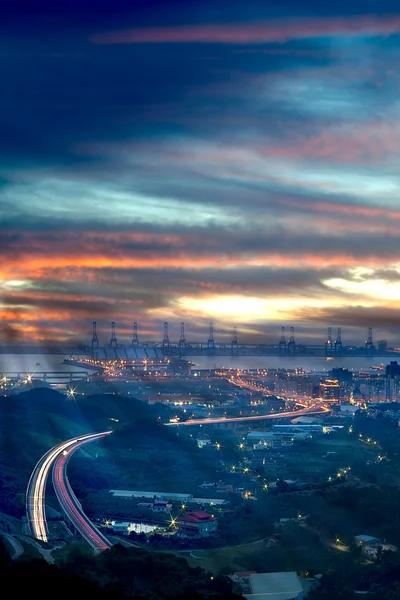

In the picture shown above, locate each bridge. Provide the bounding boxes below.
[4,371,89,384]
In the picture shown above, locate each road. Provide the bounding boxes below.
[26,431,112,546]
[1,533,24,559]
[166,405,329,426]
[52,439,113,552]
[300,523,349,552]
[20,535,65,563]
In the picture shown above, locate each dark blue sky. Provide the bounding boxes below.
[1,0,400,345]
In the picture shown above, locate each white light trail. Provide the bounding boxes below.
[26,432,112,542]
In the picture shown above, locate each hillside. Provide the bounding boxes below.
[0,389,219,517]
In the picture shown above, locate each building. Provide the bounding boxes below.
[360,380,386,402]
[112,521,131,535]
[386,361,400,379]
[339,404,359,415]
[319,379,341,401]
[272,424,323,434]
[355,534,381,547]
[111,521,159,535]
[190,497,229,507]
[197,437,212,448]
[385,378,400,401]
[290,416,322,425]
[176,510,218,538]
[137,499,172,513]
[153,500,172,512]
[231,572,257,584]
[245,572,304,600]
[378,340,388,352]
[274,377,314,398]
[363,543,397,559]
[330,367,353,384]
[230,572,257,593]
[169,359,192,376]
[249,431,298,449]
[110,490,193,502]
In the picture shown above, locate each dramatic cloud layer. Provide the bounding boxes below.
[1,0,400,345]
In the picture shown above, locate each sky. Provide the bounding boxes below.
[1,0,400,347]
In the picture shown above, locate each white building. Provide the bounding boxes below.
[111,521,159,535]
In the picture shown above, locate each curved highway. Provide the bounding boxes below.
[52,438,112,552]
[26,432,111,546]
[166,405,329,426]
[26,400,327,548]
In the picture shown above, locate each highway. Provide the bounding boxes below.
[165,373,328,426]
[52,438,113,552]
[166,405,329,426]
[26,431,111,546]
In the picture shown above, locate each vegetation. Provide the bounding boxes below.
[307,551,400,599]
[0,389,220,516]
[54,542,242,600]
[6,388,400,593]
[0,537,243,600]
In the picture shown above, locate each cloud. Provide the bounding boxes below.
[2,224,400,274]
[297,305,400,333]
[91,14,400,45]
[2,5,400,343]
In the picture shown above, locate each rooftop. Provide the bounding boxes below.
[246,572,303,600]
[355,535,382,544]
[177,510,217,524]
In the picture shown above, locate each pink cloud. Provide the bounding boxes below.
[90,14,400,45]
[258,121,400,165]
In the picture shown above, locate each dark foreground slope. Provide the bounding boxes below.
[1,540,242,600]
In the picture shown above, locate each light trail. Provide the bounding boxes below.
[163,374,328,426]
[52,438,113,552]
[165,405,329,426]
[26,432,111,543]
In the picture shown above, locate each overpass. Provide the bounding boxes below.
[26,431,112,550]
[25,402,328,548]
[165,405,330,427]
[4,371,89,384]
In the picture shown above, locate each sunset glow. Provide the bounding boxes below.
[1,3,400,345]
